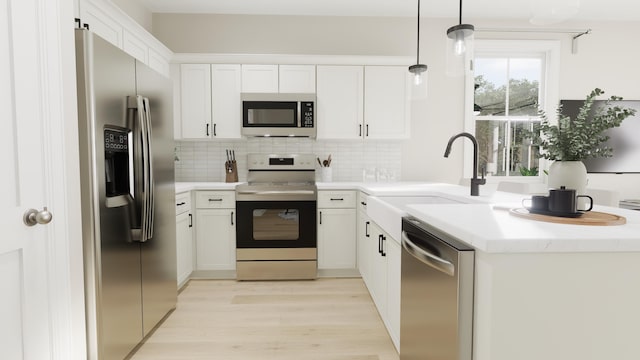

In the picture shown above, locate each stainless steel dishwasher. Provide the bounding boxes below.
[400,216,475,360]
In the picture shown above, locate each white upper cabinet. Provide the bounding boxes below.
[241,64,279,93]
[179,64,242,140]
[81,2,122,48]
[80,0,172,77]
[211,64,242,139]
[316,65,364,139]
[317,65,410,140]
[122,29,147,63]
[242,64,315,93]
[180,64,212,139]
[279,65,316,93]
[364,66,411,139]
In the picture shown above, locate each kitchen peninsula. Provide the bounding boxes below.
[177,181,640,360]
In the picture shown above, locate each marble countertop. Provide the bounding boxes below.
[175,182,241,193]
[364,183,640,253]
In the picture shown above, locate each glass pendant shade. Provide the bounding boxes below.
[446,24,474,77]
[408,0,427,100]
[446,0,474,77]
[409,64,428,99]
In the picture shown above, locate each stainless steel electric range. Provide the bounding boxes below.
[235,154,317,280]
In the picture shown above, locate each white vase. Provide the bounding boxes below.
[548,160,588,208]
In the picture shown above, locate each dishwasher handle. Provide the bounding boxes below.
[401,231,455,276]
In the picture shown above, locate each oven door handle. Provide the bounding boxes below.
[236,190,316,196]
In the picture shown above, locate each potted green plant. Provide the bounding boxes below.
[527,88,636,196]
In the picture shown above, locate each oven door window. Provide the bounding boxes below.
[244,101,298,127]
[253,209,299,240]
[236,200,316,248]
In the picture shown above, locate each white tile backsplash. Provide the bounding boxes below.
[175,138,403,183]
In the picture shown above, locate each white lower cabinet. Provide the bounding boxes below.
[385,238,401,350]
[368,222,387,314]
[317,191,357,270]
[318,209,357,269]
[176,192,193,287]
[194,191,236,271]
[357,195,372,285]
[362,217,401,352]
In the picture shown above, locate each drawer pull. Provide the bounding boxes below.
[330,198,344,201]
[176,202,186,206]
[360,201,367,206]
[208,198,223,202]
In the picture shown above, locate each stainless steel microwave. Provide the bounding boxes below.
[241,93,316,138]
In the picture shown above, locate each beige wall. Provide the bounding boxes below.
[111,0,153,32]
[152,14,416,55]
[153,13,640,198]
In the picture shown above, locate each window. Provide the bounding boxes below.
[466,40,560,180]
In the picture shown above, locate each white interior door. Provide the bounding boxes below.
[1,0,82,358]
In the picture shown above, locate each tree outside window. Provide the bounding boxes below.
[474,57,542,177]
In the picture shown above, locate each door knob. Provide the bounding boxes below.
[23,207,53,227]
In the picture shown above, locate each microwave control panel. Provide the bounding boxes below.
[301,101,314,128]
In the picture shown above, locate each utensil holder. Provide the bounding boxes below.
[320,167,332,182]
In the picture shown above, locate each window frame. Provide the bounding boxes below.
[463,39,561,183]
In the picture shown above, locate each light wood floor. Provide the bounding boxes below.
[131,278,400,360]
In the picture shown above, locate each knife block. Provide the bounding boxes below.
[225,160,238,183]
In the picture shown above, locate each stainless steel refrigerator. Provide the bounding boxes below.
[75,29,177,360]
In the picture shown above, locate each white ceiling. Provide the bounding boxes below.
[141,0,640,23]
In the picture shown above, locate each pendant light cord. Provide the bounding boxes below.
[459,0,463,25]
[416,0,421,64]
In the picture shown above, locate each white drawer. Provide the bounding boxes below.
[175,192,191,215]
[318,191,356,208]
[195,191,235,208]
[358,192,369,212]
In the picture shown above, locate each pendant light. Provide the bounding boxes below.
[408,0,427,99]
[446,0,474,77]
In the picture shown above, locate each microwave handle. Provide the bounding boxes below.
[297,101,301,128]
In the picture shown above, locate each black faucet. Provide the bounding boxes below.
[443,132,486,196]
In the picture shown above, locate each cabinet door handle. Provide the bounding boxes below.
[365,221,370,237]
[213,123,217,137]
[319,211,322,225]
[176,202,186,206]
[359,124,362,137]
[360,201,367,206]
[230,211,234,225]
[206,123,210,136]
[188,213,193,228]
[330,198,344,201]
[378,234,383,255]
[366,124,369,137]
[381,235,387,257]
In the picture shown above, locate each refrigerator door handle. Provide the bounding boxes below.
[128,95,152,242]
[142,97,155,241]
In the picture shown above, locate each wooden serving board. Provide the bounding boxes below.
[509,208,626,226]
